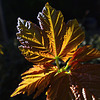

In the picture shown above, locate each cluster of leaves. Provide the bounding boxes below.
[11,3,100,100]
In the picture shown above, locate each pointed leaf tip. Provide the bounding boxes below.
[17,17,22,23]
[11,65,57,99]
[46,2,49,5]
[16,3,85,65]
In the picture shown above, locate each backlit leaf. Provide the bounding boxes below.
[11,65,57,98]
[46,72,73,100]
[58,19,85,62]
[21,65,45,76]
[70,82,96,100]
[17,3,85,64]
[70,85,85,100]
[17,17,54,64]
[71,64,100,99]
[68,45,100,66]
[11,2,100,100]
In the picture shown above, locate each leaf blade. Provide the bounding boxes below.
[17,4,85,64]
[37,3,66,56]
[17,17,55,64]
[69,45,100,65]
[71,64,100,99]
[47,72,72,100]
[11,65,57,98]
[59,19,85,62]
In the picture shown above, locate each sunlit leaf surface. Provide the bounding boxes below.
[17,3,85,64]
[69,45,100,64]
[11,65,57,99]
[11,2,100,100]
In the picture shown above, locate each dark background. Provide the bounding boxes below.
[0,0,100,100]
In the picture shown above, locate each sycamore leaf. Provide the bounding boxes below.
[70,85,86,100]
[46,72,73,100]
[17,17,54,65]
[17,3,85,64]
[69,45,100,65]
[11,65,57,98]
[72,64,100,76]
[21,65,45,76]
[11,2,100,100]
[46,66,99,100]
[58,19,85,62]
[70,84,96,100]
[71,64,100,99]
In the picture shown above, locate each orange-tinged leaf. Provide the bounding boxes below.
[70,84,95,100]
[69,45,100,66]
[17,3,85,65]
[11,65,57,98]
[70,85,85,100]
[59,19,85,62]
[70,73,97,100]
[71,72,99,99]
[71,64,100,99]
[72,64,100,76]
[11,2,100,100]
[21,65,45,76]
[37,2,67,57]
[17,17,55,64]
[46,72,73,100]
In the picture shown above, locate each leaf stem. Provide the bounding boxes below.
[64,64,69,71]
[64,63,71,73]
[55,56,60,69]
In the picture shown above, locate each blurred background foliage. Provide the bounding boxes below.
[0,0,100,100]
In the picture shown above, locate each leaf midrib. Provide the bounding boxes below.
[20,24,55,58]
[47,6,57,57]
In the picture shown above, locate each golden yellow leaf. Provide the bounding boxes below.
[58,19,85,61]
[21,65,45,76]
[11,2,100,100]
[11,65,57,98]
[17,3,85,64]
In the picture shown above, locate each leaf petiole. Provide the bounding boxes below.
[55,56,60,69]
[64,64,71,73]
